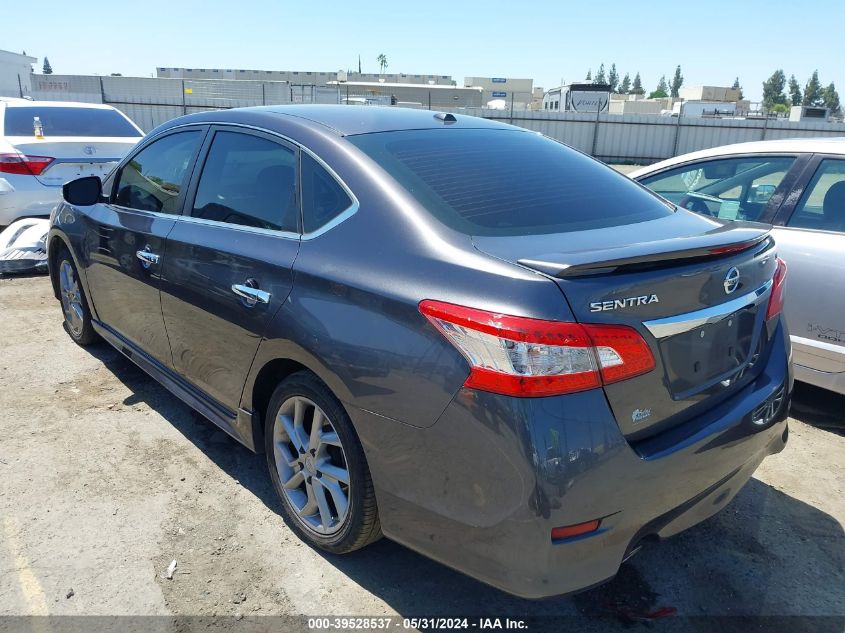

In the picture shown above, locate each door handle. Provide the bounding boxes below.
[136,247,160,268]
[232,282,271,306]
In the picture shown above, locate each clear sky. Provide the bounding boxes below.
[3,0,842,103]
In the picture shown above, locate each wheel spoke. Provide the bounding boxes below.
[309,407,324,450]
[320,431,342,447]
[275,440,299,468]
[298,480,318,517]
[320,478,348,519]
[312,479,333,529]
[282,469,304,490]
[318,462,349,485]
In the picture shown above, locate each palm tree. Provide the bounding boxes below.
[377,54,388,75]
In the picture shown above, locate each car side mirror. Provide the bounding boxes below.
[63,176,103,206]
[750,183,776,203]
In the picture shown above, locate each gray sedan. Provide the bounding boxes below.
[632,138,845,395]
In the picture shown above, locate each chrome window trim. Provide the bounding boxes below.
[174,214,300,240]
[144,121,360,239]
[643,279,773,339]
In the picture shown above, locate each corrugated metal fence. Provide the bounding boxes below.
[28,75,845,164]
[452,109,845,164]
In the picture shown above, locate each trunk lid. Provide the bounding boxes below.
[7,137,140,186]
[473,212,778,440]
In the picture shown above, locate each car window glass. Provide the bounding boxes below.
[114,131,201,214]
[3,106,140,137]
[350,129,673,236]
[191,131,298,232]
[640,156,795,221]
[787,159,845,233]
[301,152,353,233]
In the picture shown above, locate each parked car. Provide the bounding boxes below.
[49,106,791,599]
[0,98,143,227]
[631,138,845,395]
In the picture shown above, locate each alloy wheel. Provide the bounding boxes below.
[59,260,84,337]
[272,396,351,535]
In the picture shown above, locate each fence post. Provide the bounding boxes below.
[510,93,514,124]
[17,74,23,98]
[761,114,769,140]
[672,114,682,157]
[181,79,186,115]
[262,82,266,105]
[99,76,105,104]
[591,107,601,157]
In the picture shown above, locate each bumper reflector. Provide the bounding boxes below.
[551,519,601,541]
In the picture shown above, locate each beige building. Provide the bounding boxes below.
[679,86,741,102]
[157,67,454,86]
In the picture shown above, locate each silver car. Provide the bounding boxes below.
[0,98,143,227]
[632,138,845,395]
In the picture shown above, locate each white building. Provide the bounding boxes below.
[0,50,37,98]
[463,77,534,110]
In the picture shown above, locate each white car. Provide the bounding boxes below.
[0,99,143,227]
[631,138,845,395]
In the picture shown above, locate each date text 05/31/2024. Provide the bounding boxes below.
[307,618,529,630]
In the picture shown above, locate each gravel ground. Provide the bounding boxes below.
[1,275,843,631]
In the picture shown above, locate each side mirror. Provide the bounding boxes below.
[751,183,776,203]
[63,176,102,206]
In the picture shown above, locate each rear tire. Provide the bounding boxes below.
[264,371,381,553]
[56,248,98,346]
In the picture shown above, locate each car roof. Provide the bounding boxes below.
[172,104,518,137]
[0,99,121,111]
[630,136,845,177]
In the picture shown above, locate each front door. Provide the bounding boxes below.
[81,128,205,365]
[159,127,301,412]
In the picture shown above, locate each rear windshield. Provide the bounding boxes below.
[3,106,140,137]
[349,129,673,236]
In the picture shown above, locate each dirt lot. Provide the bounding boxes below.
[1,275,843,630]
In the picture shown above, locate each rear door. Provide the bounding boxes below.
[82,127,206,365]
[771,156,845,376]
[159,127,301,413]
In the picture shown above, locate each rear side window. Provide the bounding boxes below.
[191,131,298,232]
[114,131,201,214]
[787,159,845,233]
[349,129,672,236]
[3,106,140,137]
[301,152,353,233]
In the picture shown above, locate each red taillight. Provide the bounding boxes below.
[551,519,601,541]
[419,300,655,397]
[765,257,787,321]
[0,153,54,176]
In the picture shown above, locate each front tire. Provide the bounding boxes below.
[264,371,381,553]
[56,248,98,346]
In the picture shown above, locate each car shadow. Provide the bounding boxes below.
[790,382,845,436]
[85,345,844,628]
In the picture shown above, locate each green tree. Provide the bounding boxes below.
[803,70,823,106]
[585,69,592,81]
[788,75,802,106]
[376,53,388,75]
[772,103,790,115]
[649,75,668,99]
[618,73,631,94]
[732,77,744,100]
[608,63,619,92]
[761,69,787,111]
[595,63,606,84]
[822,82,841,116]
[670,65,683,98]
[631,72,644,95]
[42,57,52,74]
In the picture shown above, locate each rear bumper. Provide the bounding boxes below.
[0,175,58,225]
[350,321,791,599]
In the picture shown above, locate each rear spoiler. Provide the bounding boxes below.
[518,225,773,278]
